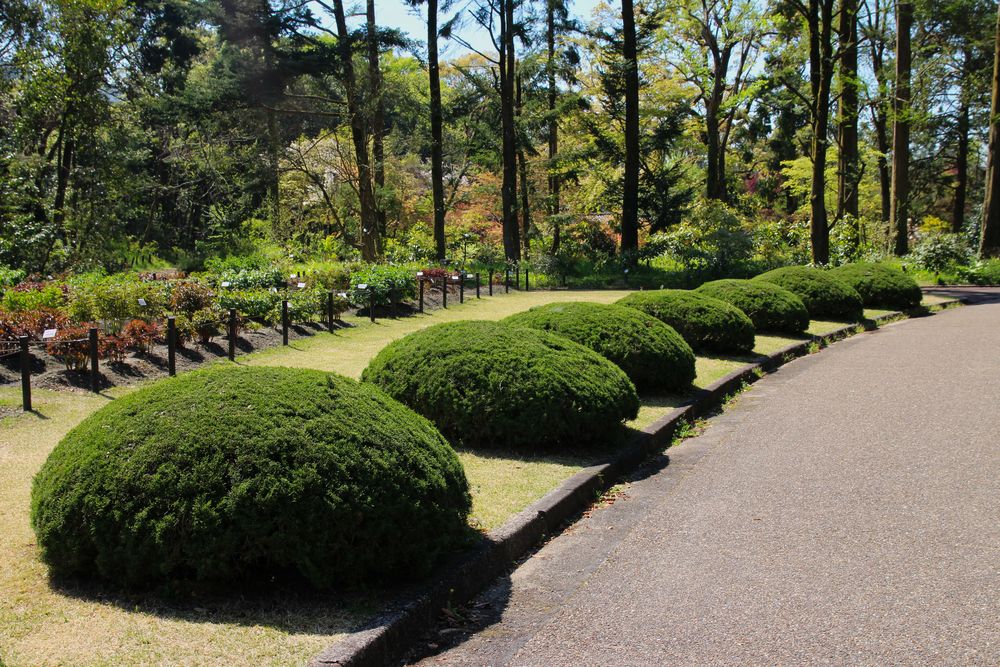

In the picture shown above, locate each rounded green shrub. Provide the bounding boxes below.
[31,366,470,590]
[831,262,922,310]
[616,290,755,354]
[504,302,696,392]
[695,279,810,334]
[753,266,864,321]
[361,320,640,452]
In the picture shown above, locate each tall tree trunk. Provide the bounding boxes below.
[807,0,834,265]
[332,0,379,260]
[266,107,280,227]
[428,0,447,261]
[547,0,561,253]
[869,16,892,227]
[954,99,970,234]
[837,0,860,234]
[366,0,386,250]
[516,74,531,258]
[500,0,520,261]
[890,0,913,257]
[705,100,725,201]
[980,3,1000,257]
[620,0,640,260]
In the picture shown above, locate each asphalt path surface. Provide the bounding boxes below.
[413,289,1000,666]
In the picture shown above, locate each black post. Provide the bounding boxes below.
[505,269,510,293]
[369,289,376,323]
[327,291,335,331]
[19,336,31,412]
[459,276,465,304]
[89,327,99,391]
[516,267,521,290]
[489,271,494,296]
[475,273,481,298]
[525,267,530,291]
[228,309,237,361]
[167,316,176,376]
[282,300,289,345]
[419,279,425,313]
[442,277,448,308]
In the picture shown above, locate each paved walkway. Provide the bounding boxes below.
[413,289,1000,666]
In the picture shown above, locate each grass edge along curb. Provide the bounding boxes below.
[307,298,963,667]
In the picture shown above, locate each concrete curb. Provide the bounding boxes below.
[309,299,962,667]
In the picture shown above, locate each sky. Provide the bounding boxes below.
[357,0,604,57]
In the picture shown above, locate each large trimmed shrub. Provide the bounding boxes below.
[831,262,922,310]
[31,366,470,590]
[695,279,809,334]
[753,266,864,321]
[504,302,696,392]
[616,290,755,354]
[361,320,640,451]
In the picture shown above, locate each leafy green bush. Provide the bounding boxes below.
[350,264,416,307]
[753,266,864,321]
[169,281,216,315]
[907,233,971,274]
[272,286,327,324]
[648,200,753,276]
[968,259,1000,286]
[831,262,922,310]
[504,302,696,392]
[0,265,26,288]
[216,288,282,322]
[30,366,471,590]
[67,274,166,331]
[0,284,66,311]
[616,290,756,354]
[695,279,810,334]
[362,321,640,452]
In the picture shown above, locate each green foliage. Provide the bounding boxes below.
[617,290,755,354]
[695,279,810,334]
[753,266,864,321]
[362,321,640,452]
[907,233,972,274]
[831,263,922,310]
[169,282,215,316]
[967,259,1000,285]
[66,274,167,331]
[189,308,223,343]
[0,284,66,312]
[216,289,282,322]
[504,302,696,392]
[212,267,287,290]
[349,265,416,307]
[274,286,327,324]
[647,200,754,277]
[30,366,471,590]
[0,266,26,288]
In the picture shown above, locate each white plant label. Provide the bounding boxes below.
[42,329,57,339]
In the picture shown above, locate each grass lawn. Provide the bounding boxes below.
[0,290,951,666]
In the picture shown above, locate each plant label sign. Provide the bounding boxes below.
[138,298,147,307]
[221,281,231,288]
[297,282,306,289]
[42,329,57,339]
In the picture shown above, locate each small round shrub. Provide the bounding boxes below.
[504,302,696,392]
[753,266,864,321]
[361,320,640,452]
[31,366,470,590]
[831,262,922,310]
[616,289,755,354]
[695,279,810,334]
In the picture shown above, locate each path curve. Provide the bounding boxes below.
[413,289,1000,666]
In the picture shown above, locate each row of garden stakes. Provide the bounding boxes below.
[14,269,533,412]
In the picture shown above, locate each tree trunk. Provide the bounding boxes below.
[620,0,640,260]
[705,101,725,201]
[516,74,531,258]
[954,99,970,234]
[837,0,860,233]
[500,0,520,261]
[890,0,913,257]
[428,0,447,261]
[332,0,379,260]
[980,4,1000,257]
[807,0,834,266]
[547,0,561,253]
[367,0,386,250]
[266,107,280,227]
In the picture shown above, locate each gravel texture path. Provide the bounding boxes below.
[413,288,1000,666]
